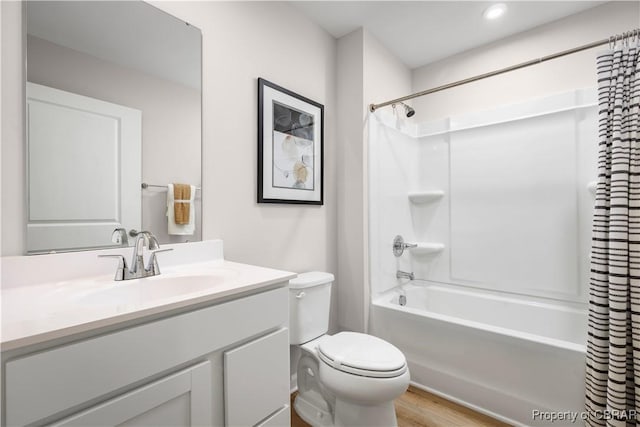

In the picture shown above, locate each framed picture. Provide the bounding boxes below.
[258,78,324,205]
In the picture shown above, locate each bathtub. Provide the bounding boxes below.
[370,282,587,426]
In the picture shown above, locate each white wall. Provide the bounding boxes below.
[336,29,365,334]
[336,28,411,332]
[153,1,338,280]
[411,1,639,121]
[1,1,26,256]
[27,35,202,245]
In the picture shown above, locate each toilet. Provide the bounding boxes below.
[289,272,410,427]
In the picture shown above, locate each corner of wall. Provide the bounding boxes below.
[335,26,412,333]
[336,27,366,333]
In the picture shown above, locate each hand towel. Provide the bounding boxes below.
[173,183,191,224]
[167,183,196,235]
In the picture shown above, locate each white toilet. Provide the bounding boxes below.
[290,272,410,427]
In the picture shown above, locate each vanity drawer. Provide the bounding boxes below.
[5,286,288,426]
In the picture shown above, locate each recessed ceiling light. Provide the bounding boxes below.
[483,3,507,20]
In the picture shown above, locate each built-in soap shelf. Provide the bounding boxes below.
[408,191,444,204]
[410,243,445,256]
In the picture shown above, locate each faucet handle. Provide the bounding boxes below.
[98,254,128,281]
[393,235,417,257]
[111,228,129,246]
[147,234,160,250]
[146,248,173,274]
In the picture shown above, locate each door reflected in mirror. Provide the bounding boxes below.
[25,1,202,254]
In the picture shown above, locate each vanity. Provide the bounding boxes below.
[1,240,295,427]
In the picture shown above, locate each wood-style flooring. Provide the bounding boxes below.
[290,386,512,427]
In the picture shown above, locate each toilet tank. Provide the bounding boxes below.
[289,272,334,345]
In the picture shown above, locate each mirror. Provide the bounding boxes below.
[25,1,202,254]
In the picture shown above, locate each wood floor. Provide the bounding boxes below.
[290,386,511,427]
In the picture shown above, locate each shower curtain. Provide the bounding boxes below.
[586,39,640,426]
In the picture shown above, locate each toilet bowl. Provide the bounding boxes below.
[290,272,410,427]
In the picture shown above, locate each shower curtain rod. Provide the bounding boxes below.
[369,28,640,113]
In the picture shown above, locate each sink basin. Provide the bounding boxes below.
[76,272,235,306]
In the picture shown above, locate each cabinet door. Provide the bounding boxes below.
[48,361,211,427]
[224,328,289,427]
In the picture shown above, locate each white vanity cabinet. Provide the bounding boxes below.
[2,286,290,427]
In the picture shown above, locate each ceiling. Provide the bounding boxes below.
[291,1,607,69]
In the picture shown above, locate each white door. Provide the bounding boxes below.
[26,82,141,253]
[48,361,212,426]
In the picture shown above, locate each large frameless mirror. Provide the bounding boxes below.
[25,1,202,254]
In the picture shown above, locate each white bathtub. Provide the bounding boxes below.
[370,282,587,426]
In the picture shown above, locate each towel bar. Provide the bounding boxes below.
[141,183,201,191]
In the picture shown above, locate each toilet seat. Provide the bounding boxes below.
[317,332,407,378]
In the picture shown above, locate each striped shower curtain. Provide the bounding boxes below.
[586,39,640,427]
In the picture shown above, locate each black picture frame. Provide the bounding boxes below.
[257,78,324,205]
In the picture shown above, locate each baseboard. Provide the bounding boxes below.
[407,359,545,426]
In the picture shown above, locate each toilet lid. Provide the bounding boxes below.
[318,332,407,378]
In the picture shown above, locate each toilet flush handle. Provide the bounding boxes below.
[296,291,306,299]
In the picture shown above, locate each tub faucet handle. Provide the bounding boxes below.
[393,235,417,257]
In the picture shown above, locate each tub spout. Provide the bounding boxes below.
[396,270,414,280]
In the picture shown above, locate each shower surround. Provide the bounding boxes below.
[368,88,597,425]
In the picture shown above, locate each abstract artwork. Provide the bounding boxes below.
[258,78,323,204]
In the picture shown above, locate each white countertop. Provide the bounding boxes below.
[1,241,296,351]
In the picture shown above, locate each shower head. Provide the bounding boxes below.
[403,103,416,118]
[393,102,415,118]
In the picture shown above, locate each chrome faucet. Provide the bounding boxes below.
[396,270,415,280]
[130,231,158,275]
[99,231,172,281]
